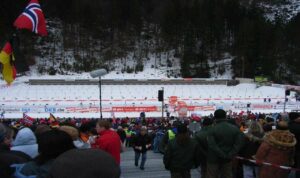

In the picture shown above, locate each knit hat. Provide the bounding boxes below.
[48,149,120,178]
[214,109,226,120]
[177,124,188,134]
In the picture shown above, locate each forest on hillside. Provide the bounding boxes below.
[0,0,299,83]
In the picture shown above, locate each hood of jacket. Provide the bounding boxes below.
[13,128,37,146]
[265,130,297,150]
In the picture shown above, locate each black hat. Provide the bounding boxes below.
[214,109,226,120]
[177,124,188,134]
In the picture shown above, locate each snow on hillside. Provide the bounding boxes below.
[208,53,233,79]
[260,0,300,22]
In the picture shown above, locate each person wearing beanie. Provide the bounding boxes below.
[289,112,300,178]
[48,149,120,178]
[0,123,31,178]
[206,109,244,178]
[164,124,199,178]
[131,126,152,170]
[255,120,296,178]
[17,130,75,178]
[194,117,213,178]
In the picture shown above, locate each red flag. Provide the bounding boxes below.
[0,42,17,84]
[21,113,35,126]
[14,0,47,36]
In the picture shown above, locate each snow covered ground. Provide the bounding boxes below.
[0,82,298,119]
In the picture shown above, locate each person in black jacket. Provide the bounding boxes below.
[289,112,300,178]
[0,123,31,178]
[163,124,199,178]
[117,126,126,145]
[239,121,264,178]
[131,126,152,170]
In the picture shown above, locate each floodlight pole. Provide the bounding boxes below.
[90,68,107,120]
[99,76,102,119]
[283,90,287,113]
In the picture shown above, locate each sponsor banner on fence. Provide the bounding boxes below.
[235,104,248,109]
[187,106,215,111]
[65,107,111,113]
[252,104,273,110]
[112,106,158,112]
[273,105,299,110]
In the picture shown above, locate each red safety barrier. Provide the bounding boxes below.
[236,156,300,172]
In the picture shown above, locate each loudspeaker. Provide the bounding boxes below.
[285,90,290,96]
[247,103,251,108]
[158,90,164,101]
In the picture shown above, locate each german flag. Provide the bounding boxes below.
[0,42,17,84]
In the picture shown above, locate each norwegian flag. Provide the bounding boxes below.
[21,113,35,126]
[14,0,47,36]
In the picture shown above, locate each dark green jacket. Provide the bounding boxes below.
[193,126,212,163]
[163,137,199,172]
[206,120,244,164]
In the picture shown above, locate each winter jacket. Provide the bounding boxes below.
[159,129,176,154]
[117,129,126,143]
[194,126,212,164]
[92,129,121,165]
[255,129,296,178]
[289,120,300,156]
[206,119,245,164]
[163,137,199,172]
[132,133,152,153]
[0,144,31,178]
[239,132,264,166]
[73,139,90,149]
[17,160,54,178]
[11,128,38,159]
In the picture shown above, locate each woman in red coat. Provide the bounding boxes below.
[255,121,296,178]
[92,120,121,165]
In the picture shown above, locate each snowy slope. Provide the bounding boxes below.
[260,0,300,22]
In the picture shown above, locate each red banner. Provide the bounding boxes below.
[112,106,158,112]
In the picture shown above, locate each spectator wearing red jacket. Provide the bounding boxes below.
[92,120,121,165]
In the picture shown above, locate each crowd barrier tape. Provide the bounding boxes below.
[236,156,300,172]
